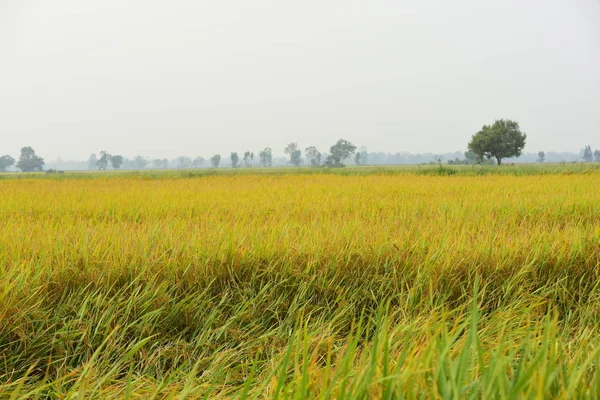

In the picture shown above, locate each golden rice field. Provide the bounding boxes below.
[1,168,600,398]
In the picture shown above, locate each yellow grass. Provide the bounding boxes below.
[1,172,600,398]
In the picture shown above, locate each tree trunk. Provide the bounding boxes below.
[496,157,502,165]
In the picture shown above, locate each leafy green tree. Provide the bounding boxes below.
[0,155,15,172]
[210,154,221,168]
[595,150,600,162]
[468,119,526,165]
[284,143,302,166]
[16,147,45,172]
[537,151,545,163]
[259,148,272,167]
[230,152,240,168]
[582,145,593,162]
[326,139,357,167]
[110,155,124,169]
[305,146,321,167]
[96,151,110,170]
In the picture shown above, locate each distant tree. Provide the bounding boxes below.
[243,151,254,167]
[259,147,273,167]
[96,151,110,170]
[354,152,362,165]
[134,156,149,169]
[0,155,15,172]
[230,152,240,168]
[305,146,322,167]
[88,153,97,170]
[177,156,191,169]
[16,146,45,172]
[467,119,526,165]
[582,145,593,163]
[434,155,443,164]
[358,146,369,165]
[152,159,164,169]
[537,151,545,163]
[595,150,600,162]
[326,139,357,167]
[464,151,478,164]
[210,154,221,168]
[162,159,169,169]
[284,143,302,166]
[110,155,124,169]
[192,156,205,168]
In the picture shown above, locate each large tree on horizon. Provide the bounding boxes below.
[16,146,45,172]
[325,139,357,167]
[468,119,526,165]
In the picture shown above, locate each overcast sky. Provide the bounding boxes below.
[1,0,599,160]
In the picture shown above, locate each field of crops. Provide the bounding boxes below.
[1,167,600,398]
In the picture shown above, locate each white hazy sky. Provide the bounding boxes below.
[1,0,599,160]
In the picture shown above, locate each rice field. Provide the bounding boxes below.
[1,167,600,398]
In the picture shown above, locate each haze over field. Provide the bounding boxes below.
[1,0,599,160]
[3,3,600,396]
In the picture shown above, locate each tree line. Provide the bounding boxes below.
[87,139,362,171]
[0,147,45,172]
[2,119,599,172]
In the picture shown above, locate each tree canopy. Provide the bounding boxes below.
[110,155,124,169]
[284,143,302,167]
[468,119,526,165]
[259,148,273,167]
[537,151,545,163]
[16,147,45,172]
[210,154,221,168]
[0,155,15,172]
[326,139,357,167]
[305,146,321,167]
[96,151,110,170]
[230,152,240,168]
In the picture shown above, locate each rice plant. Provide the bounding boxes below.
[1,168,599,398]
